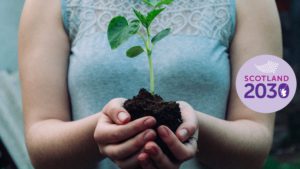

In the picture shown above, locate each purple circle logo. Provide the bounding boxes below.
[236,55,297,113]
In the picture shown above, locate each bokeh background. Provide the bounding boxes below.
[0,0,299,168]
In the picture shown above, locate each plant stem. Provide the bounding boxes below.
[138,32,147,46]
[145,27,155,95]
[147,52,154,95]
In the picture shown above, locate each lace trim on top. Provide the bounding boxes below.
[62,0,235,47]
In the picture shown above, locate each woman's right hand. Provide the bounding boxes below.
[94,98,157,169]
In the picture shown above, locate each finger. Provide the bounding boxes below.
[94,116,156,144]
[176,101,198,142]
[144,141,177,169]
[101,129,156,160]
[102,98,131,124]
[158,125,197,161]
[138,153,156,169]
[114,152,141,169]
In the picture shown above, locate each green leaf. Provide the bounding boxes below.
[128,19,140,34]
[155,0,173,7]
[146,8,165,27]
[107,16,140,49]
[126,46,144,58]
[142,0,173,7]
[142,0,157,7]
[151,28,171,44]
[133,8,147,27]
[107,16,130,49]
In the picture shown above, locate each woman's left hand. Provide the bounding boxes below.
[137,101,199,169]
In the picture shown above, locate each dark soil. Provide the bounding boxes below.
[123,88,182,161]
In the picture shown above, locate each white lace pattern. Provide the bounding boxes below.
[63,0,235,46]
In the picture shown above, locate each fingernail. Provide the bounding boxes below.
[143,118,155,127]
[118,112,129,122]
[160,126,169,137]
[144,131,154,141]
[179,129,188,139]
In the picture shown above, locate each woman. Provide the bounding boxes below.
[19,0,282,168]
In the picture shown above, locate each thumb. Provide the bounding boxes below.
[176,101,198,142]
[176,122,197,142]
[103,98,131,125]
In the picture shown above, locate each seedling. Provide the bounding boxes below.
[107,0,173,95]
[107,0,182,161]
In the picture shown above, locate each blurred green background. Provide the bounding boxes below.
[0,0,299,168]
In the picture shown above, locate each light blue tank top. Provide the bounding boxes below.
[62,0,236,168]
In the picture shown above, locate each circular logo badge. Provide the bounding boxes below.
[236,55,297,113]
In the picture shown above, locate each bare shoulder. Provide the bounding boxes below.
[236,0,279,18]
[20,0,62,24]
[19,0,66,44]
[234,0,282,57]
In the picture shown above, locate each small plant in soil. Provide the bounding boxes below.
[107,0,182,160]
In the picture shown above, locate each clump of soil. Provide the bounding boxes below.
[123,88,182,161]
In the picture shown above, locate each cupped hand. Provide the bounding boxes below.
[94,98,157,169]
[137,101,199,169]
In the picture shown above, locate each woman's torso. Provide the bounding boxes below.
[62,0,236,168]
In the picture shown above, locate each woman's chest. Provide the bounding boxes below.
[68,34,230,98]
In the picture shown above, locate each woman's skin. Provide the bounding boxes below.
[19,0,282,169]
